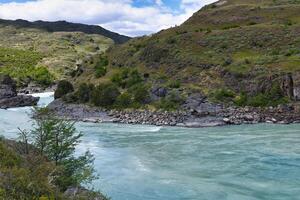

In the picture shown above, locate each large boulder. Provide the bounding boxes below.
[0,74,39,109]
[150,86,168,101]
[0,95,39,109]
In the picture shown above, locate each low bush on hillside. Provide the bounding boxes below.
[94,56,109,78]
[210,88,236,102]
[167,80,181,88]
[111,68,143,88]
[91,83,120,107]
[128,84,150,104]
[77,83,95,103]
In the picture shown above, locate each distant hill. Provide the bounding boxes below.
[0,18,127,87]
[0,19,130,44]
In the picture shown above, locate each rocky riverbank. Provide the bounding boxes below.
[47,98,300,128]
[0,75,39,109]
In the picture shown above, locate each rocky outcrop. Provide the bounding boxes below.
[0,75,39,109]
[0,75,17,99]
[64,186,108,200]
[281,72,300,101]
[0,95,40,109]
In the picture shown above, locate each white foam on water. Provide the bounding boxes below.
[7,107,32,112]
[143,126,162,132]
[133,157,150,172]
[30,92,54,98]
[126,126,162,133]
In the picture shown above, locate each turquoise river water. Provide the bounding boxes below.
[0,93,300,200]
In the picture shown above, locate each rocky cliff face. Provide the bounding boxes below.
[281,73,300,101]
[0,75,39,109]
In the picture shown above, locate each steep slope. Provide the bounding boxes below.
[0,19,130,88]
[100,0,300,107]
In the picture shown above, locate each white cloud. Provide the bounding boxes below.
[0,0,217,37]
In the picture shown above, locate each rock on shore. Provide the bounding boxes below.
[48,97,300,128]
[0,75,39,109]
[47,99,113,122]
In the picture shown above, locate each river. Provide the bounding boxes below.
[0,93,300,200]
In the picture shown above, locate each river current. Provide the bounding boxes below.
[0,93,299,200]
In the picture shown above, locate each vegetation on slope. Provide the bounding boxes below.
[0,47,53,87]
[0,20,121,88]
[75,0,300,108]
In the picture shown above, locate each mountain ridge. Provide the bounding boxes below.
[0,18,131,44]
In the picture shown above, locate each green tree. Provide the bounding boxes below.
[30,108,96,191]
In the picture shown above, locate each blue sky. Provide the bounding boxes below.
[0,0,217,36]
[0,0,183,9]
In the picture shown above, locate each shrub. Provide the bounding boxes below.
[127,69,143,88]
[77,83,94,103]
[95,67,107,78]
[168,80,181,88]
[32,66,53,86]
[62,92,78,103]
[128,84,150,104]
[94,56,109,78]
[166,37,177,44]
[210,88,235,102]
[111,71,123,86]
[98,55,109,67]
[111,68,143,88]
[115,92,133,108]
[54,80,74,99]
[234,92,248,106]
[223,57,233,66]
[155,91,184,111]
[111,68,129,87]
[91,83,120,107]
[222,24,240,30]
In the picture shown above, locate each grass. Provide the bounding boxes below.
[0,47,54,86]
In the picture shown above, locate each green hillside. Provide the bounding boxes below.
[0,20,129,87]
[84,0,300,108]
